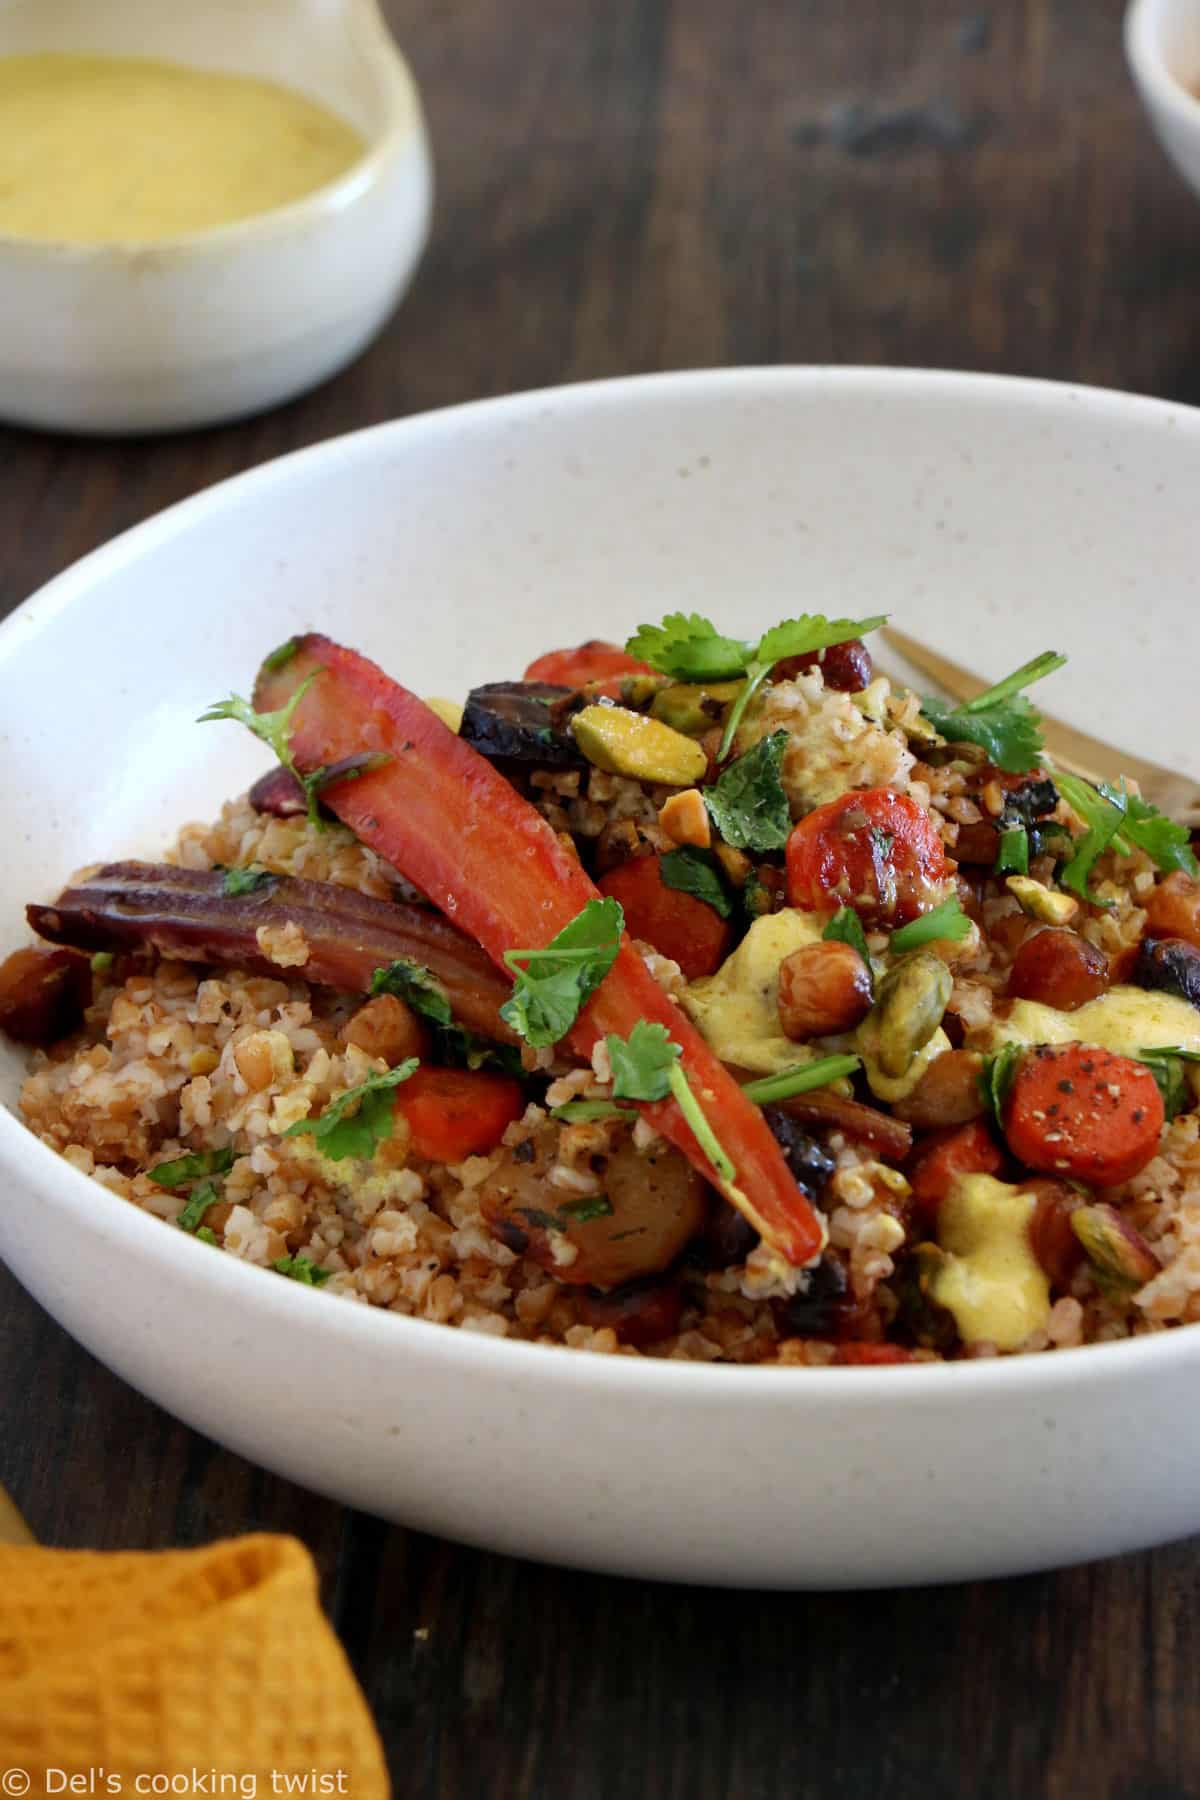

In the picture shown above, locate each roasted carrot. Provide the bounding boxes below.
[596,853,732,981]
[832,1342,912,1365]
[395,1067,524,1164]
[523,641,654,690]
[1003,1044,1165,1187]
[907,1118,1005,1215]
[252,635,824,1265]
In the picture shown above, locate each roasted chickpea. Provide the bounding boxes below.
[777,940,873,1040]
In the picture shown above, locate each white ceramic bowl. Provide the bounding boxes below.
[3,369,1200,1589]
[1126,0,1200,200]
[0,0,432,435]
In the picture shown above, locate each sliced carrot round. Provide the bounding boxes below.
[395,1067,524,1164]
[1003,1044,1164,1188]
[597,853,731,981]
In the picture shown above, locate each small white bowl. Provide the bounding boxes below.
[1126,0,1200,199]
[0,0,433,435]
[3,370,1200,1588]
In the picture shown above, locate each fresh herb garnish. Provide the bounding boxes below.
[557,1194,615,1225]
[1138,1046,1200,1121]
[306,751,393,800]
[550,1099,633,1122]
[994,825,1029,877]
[500,898,624,1048]
[889,896,972,953]
[222,865,278,897]
[195,1226,220,1248]
[704,731,791,852]
[918,650,1066,774]
[273,1254,333,1286]
[177,1180,221,1234]
[1055,772,1198,902]
[605,1020,735,1182]
[150,1147,235,1189]
[200,669,326,825]
[624,612,886,759]
[261,637,302,674]
[370,958,523,1075]
[823,906,872,966]
[659,846,734,920]
[978,1043,1023,1124]
[284,1060,419,1161]
[741,1054,862,1106]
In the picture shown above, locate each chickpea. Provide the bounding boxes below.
[777,940,873,1040]
[339,994,429,1065]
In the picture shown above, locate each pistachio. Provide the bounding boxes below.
[1071,1202,1159,1295]
[572,705,708,787]
[861,951,953,1080]
[1005,875,1079,925]
[650,680,746,737]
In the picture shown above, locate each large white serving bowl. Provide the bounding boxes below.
[0,0,432,434]
[3,369,1200,1588]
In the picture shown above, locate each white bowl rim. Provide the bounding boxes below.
[1125,0,1200,135]
[5,362,1200,1406]
[0,0,424,260]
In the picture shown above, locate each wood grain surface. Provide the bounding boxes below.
[3,1,1199,1793]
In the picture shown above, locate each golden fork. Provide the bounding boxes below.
[0,1485,35,1546]
[881,627,1200,829]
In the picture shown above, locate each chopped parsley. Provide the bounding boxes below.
[195,1226,220,1248]
[500,898,624,1048]
[273,1254,333,1286]
[284,1059,419,1161]
[741,1054,862,1107]
[1055,772,1198,902]
[978,1042,1022,1124]
[624,611,886,759]
[703,731,791,852]
[222,865,278,897]
[659,846,734,920]
[177,1180,221,1234]
[918,650,1066,774]
[889,896,972,953]
[605,1020,735,1182]
[823,906,872,968]
[150,1147,235,1189]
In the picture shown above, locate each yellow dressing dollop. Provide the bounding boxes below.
[931,1174,1052,1352]
[681,908,825,1075]
[0,53,365,243]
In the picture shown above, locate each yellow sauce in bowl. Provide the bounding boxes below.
[0,53,367,243]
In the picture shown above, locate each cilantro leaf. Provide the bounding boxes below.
[151,1147,235,1189]
[889,896,973,953]
[659,847,734,920]
[200,669,326,825]
[1053,772,1122,901]
[500,898,624,1047]
[1097,783,1199,879]
[978,1043,1022,1125]
[624,613,752,682]
[704,731,791,852]
[177,1180,221,1234]
[1055,773,1197,901]
[550,1099,633,1122]
[274,1254,333,1285]
[557,1194,615,1225]
[919,650,1066,774]
[605,1021,735,1181]
[994,826,1029,877]
[370,958,454,1026]
[607,1019,680,1102]
[741,1054,863,1106]
[1138,1046,1200,1121]
[823,906,871,967]
[222,865,278,897]
[755,613,888,667]
[284,1059,419,1161]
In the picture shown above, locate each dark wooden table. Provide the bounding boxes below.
[4,1,1199,1792]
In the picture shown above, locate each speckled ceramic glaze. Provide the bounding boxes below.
[2,370,1200,1586]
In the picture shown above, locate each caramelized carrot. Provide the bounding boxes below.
[1003,1044,1164,1187]
[395,1067,524,1163]
[524,641,655,690]
[907,1118,1004,1216]
[832,1342,913,1365]
[253,635,824,1265]
[596,853,731,981]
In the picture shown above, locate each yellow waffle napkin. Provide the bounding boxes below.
[0,1534,389,1793]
